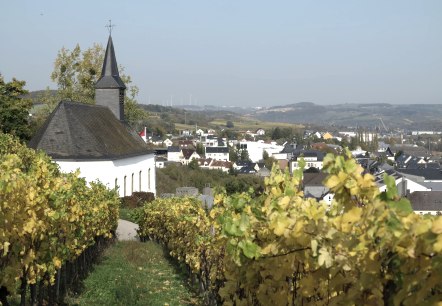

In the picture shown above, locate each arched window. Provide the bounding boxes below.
[148,168,151,191]
[131,173,134,194]
[124,176,127,197]
[139,171,142,191]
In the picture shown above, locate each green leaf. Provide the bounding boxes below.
[223,218,243,237]
[387,198,413,215]
[238,239,261,259]
[382,173,398,200]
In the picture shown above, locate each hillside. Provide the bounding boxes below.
[139,104,303,134]
[248,102,442,130]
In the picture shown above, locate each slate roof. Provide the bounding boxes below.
[392,145,430,158]
[95,36,126,89]
[280,144,296,154]
[206,146,229,153]
[397,169,442,181]
[374,169,400,185]
[182,148,197,159]
[28,101,150,160]
[238,166,257,174]
[167,146,181,153]
[178,140,194,147]
[408,191,442,211]
[235,161,251,168]
[292,150,325,161]
[154,148,168,156]
[303,172,328,186]
[211,160,232,168]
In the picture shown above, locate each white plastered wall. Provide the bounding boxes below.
[55,154,156,197]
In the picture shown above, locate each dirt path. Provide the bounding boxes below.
[116,219,139,241]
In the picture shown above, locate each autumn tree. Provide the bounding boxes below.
[262,150,276,169]
[0,74,32,140]
[229,146,238,163]
[40,43,148,128]
[239,148,251,162]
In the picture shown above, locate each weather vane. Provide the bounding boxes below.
[105,20,116,35]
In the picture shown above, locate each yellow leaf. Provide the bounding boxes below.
[272,215,290,236]
[318,247,332,268]
[431,216,442,234]
[53,257,62,269]
[2,242,10,256]
[23,218,36,234]
[279,196,290,210]
[341,207,362,233]
[311,240,318,256]
[325,175,341,189]
[261,242,278,255]
[434,235,442,253]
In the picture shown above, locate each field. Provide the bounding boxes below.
[175,117,303,132]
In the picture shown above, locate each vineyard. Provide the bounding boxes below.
[0,133,120,305]
[138,150,442,305]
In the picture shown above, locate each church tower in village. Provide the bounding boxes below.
[95,35,126,121]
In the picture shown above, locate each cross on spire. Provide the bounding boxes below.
[105,20,116,35]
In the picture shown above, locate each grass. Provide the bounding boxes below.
[175,117,303,132]
[67,241,202,306]
[210,117,303,130]
[119,207,142,224]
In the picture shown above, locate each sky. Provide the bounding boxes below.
[1,1,442,107]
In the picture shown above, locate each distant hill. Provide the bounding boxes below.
[139,104,242,130]
[172,104,251,115]
[247,102,442,131]
[25,90,58,103]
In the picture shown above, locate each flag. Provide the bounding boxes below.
[139,127,147,142]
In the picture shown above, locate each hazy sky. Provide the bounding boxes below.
[1,1,441,107]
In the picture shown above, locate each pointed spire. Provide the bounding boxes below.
[95,35,126,121]
[95,35,126,89]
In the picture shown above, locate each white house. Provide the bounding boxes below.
[236,140,284,163]
[163,138,173,147]
[29,35,155,197]
[205,146,229,161]
[167,146,183,162]
[201,135,220,147]
[181,148,200,165]
[323,170,431,209]
[289,151,325,173]
[209,160,233,172]
[256,128,265,136]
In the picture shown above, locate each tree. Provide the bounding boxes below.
[220,129,239,139]
[44,43,148,127]
[0,74,32,140]
[188,159,200,170]
[271,127,282,140]
[196,143,205,155]
[229,146,238,163]
[262,150,276,169]
[239,149,251,162]
[262,150,269,160]
[226,120,234,128]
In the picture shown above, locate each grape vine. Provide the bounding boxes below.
[0,133,119,303]
[138,149,442,305]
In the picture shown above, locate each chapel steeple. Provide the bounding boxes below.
[95,34,126,121]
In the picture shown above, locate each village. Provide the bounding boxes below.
[138,123,442,215]
[2,2,442,303]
